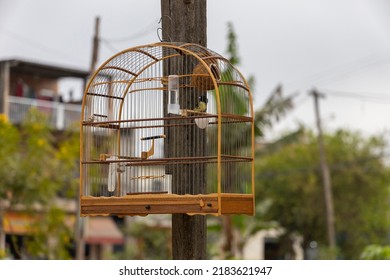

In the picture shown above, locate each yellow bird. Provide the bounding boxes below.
[194,95,208,112]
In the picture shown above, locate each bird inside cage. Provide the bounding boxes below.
[194,95,208,112]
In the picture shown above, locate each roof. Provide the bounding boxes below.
[4,211,124,245]
[3,211,75,235]
[84,217,124,245]
[0,59,89,79]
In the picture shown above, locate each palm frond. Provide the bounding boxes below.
[255,85,297,136]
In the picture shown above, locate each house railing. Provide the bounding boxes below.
[7,95,81,130]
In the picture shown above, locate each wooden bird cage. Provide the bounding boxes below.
[80,42,255,216]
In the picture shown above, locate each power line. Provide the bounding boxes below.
[292,93,310,110]
[1,28,82,64]
[102,20,157,43]
[99,20,157,55]
[311,51,390,86]
[285,48,390,90]
[100,38,119,54]
[320,88,390,103]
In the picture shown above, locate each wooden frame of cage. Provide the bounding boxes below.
[80,42,255,216]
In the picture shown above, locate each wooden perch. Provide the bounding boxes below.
[99,154,140,161]
[131,175,165,180]
[141,135,167,141]
[140,134,166,160]
[126,191,168,195]
[181,109,210,117]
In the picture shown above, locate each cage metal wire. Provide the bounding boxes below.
[80,42,254,216]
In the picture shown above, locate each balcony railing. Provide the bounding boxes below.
[8,95,82,130]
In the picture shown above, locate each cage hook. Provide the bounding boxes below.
[156,27,165,42]
[157,15,174,42]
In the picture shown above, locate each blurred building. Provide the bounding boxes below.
[0,59,87,128]
[0,59,124,259]
[243,228,304,260]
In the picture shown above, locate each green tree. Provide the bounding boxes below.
[116,221,171,260]
[0,114,20,258]
[208,22,295,259]
[256,128,390,259]
[360,245,390,260]
[0,109,78,259]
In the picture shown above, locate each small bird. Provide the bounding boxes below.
[194,95,208,112]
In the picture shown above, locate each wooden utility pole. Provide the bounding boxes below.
[161,0,207,260]
[90,16,100,74]
[76,16,100,260]
[310,89,336,256]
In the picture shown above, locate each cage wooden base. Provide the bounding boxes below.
[80,193,254,216]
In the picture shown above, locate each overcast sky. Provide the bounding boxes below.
[1,0,390,140]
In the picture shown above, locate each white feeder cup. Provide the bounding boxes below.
[168,75,180,115]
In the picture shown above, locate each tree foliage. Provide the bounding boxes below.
[256,128,390,259]
[360,244,390,260]
[223,22,295,138]
[207,22,296,259]
[0,114,19,199]
[117,221,171,260]
[226,22,240,66]
[0,109,79,259]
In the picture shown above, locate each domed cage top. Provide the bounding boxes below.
[80,42,254,216]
